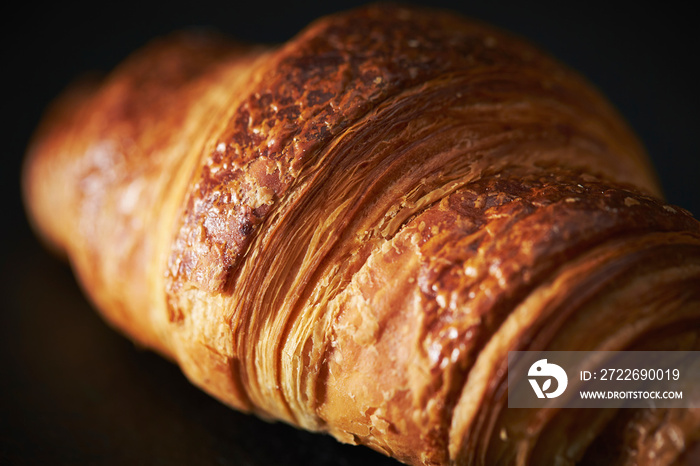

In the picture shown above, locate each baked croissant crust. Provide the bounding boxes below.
[23,4,700,465]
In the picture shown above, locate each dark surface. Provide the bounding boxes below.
[2,1,699,465]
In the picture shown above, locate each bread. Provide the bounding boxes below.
[22,4,700,465]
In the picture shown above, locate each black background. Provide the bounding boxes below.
[2,1,699,464]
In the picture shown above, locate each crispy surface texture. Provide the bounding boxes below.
[23,4,700,465]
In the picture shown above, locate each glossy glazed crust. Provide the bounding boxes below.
[23,5,700,465]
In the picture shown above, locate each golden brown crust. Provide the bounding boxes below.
[165,4,657,301]
[22,4,700,465]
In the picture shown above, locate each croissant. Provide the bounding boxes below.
[22,4,700,465]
